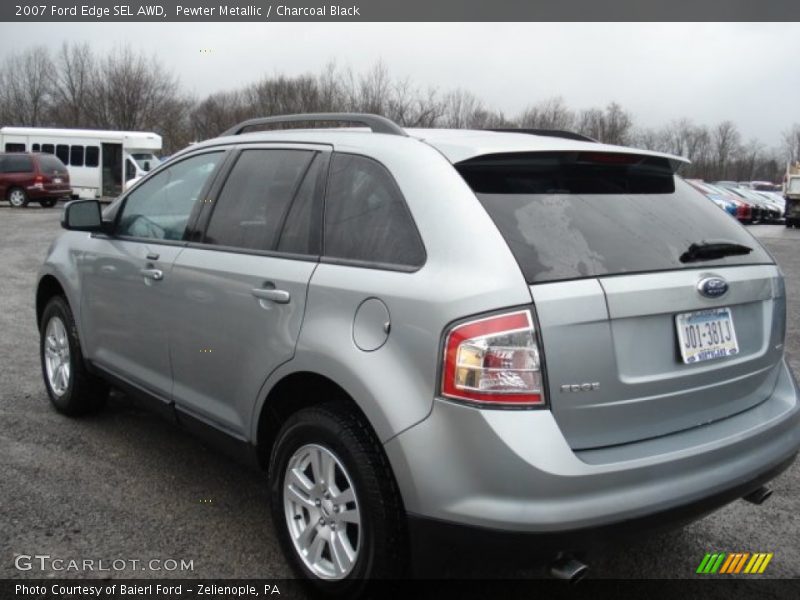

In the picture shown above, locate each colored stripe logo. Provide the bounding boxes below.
[696,552,773,574]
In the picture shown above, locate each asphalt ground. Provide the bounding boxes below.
[0,206,798,586]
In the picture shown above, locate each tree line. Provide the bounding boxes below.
[1,43,798,182]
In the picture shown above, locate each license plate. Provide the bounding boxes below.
[53,178,62,184]
[675,307,739,364]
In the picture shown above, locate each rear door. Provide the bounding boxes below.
[168,145,327,437]
[457,152,783,449]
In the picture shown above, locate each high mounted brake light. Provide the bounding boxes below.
[441,310,544,407]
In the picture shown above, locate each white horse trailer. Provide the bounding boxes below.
[0,127,162,199]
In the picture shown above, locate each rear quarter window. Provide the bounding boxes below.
[457,152,772,283]
[323,153,425,269]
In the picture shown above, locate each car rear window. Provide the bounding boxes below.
[456,152,772,283]
[37,155,67,175]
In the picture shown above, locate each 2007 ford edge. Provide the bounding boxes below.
[36,114,800,592]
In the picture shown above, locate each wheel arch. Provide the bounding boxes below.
[254,371,378,470]
[36,274,68,331]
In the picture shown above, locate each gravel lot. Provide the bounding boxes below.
[1,206,798,582]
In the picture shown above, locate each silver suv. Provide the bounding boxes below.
[37,114,800,590]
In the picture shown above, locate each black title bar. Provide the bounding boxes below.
[3,0,800,22]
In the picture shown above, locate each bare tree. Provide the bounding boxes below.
[0,46,54,126]
[782,124,800,165]
[519,96,575,130]
[85,45,181,131]
[710,120,741,180]
[49,43,93,127]
[440,89,485,128]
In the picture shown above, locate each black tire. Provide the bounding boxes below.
[7,187,28,208]
[40,295,108,416]
[269,402,407,596]
[39,198,57,208]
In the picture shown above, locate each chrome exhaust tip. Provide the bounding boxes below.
[743,486,773,505]
[549,553,589,583]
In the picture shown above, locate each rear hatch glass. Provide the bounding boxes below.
[456,152,771,284]
[457,151,782,450]
[38,155,69,177]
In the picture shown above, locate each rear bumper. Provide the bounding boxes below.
[27,186,71,199]
[408,452,795,569]
[385,357,800,534]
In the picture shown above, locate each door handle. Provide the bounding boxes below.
[251,288,290,304]
[140,268,164,281]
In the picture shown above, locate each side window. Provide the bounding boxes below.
[32,143,40,152]
[117,151,223,241]
[5,143,25,153]
[3,155,34,173]
[56,145,69,164]
[204,149,314,251]
[324,154,425,268]
[42,144,54,154]
[85,146,99,167]
[70,145,84,167]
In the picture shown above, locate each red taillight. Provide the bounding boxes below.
[34,175,44,183]
[441,310,544,406]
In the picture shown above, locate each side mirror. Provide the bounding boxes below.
[61,199,104,232]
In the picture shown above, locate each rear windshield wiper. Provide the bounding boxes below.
[679,240,753,263]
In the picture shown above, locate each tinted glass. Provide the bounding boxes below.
[85,146,99,167]
[205,149,313,251]
[457,152,772,283]
[277,155,322,255]
[42,144,54,154]
[324,153,425,268]
[4,143,25,153]
[70,145,84,167]
[32,144,40,152]
[117,152,223,241]
[56,145,69,164]
[38,155,67,175]
[125,159,137,181]
[2,155,34,173]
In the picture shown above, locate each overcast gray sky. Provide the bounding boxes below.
[1,22,799,146]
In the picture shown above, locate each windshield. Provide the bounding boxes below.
[130,152,160,170]
[456,152,772,284]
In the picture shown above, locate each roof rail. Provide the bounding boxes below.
[488,128,597,143]
[221,113,407,137]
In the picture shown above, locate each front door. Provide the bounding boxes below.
[79,150,227,401]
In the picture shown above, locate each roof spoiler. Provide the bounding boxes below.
[221,113,407,137]
[487,128,598,143]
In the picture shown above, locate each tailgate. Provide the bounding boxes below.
[531,265,786,449]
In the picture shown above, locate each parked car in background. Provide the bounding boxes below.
[685,179,743,221]
[0,152,71,208]
[686,179,752,223]
[755,191,786,217]
[715,182,779,223]
[36,113,800,590]
[750,181,782,193]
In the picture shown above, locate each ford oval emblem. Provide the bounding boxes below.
[697,276,729,299]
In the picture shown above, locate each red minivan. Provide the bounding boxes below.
[0,152,71,208]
